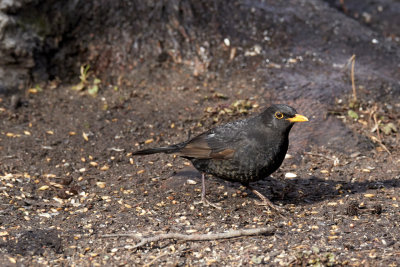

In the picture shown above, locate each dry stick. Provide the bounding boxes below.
[304,152,339,165]
[372,111,391,155]
[350,54,357,102]
[347,55,389,154]
[373,113,382,142]
[102,227,274,248]
[368,105,377,126]
[143,252,169,267]
[341,54,357,101]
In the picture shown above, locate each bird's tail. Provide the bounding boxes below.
[132,144,183,156]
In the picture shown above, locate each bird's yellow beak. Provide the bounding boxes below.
[286,114,309,123]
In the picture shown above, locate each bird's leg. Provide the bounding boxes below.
[195,173,222,210]
[246,184,282,212]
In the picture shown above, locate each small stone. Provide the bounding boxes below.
[285,172,297,178]
[224,38,230,47]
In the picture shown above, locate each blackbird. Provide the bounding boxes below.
[133,104,308,210]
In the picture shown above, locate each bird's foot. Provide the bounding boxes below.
[194,197,222,210]
[194,173,222,209]
[247,185,285,213]
[254,199,283,212]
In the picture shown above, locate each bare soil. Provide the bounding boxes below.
[1,0,400,266]
[0,63,399,266]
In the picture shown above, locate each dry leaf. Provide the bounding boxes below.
[82,132,89,141]
[145,138,154,144]
[96,182,106,188]
[38,185,50,191]
[100,165,109,171]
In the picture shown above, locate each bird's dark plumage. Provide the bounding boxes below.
[133,104,308,209]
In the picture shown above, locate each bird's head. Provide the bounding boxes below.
[261,104,308,132]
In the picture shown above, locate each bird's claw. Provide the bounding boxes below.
[194,198,222,210]
[254,199,285,213]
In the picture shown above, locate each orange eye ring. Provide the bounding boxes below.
[275,112,284,119]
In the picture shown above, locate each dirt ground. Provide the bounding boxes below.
[1,0,400,266]
[0,65,399,266]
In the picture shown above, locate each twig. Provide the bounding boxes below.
[372,113,382,142]
[144,252,169,267]
[341,54,357,102]
[370,105,391,155]
[304,152,339,166]
[102,227,274,248]
[368,105,377,126]
[350,54,357,101]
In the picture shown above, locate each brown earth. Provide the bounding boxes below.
[0,0,400,266]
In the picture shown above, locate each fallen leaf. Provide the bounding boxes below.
[96,182,106,188]
[145,138,154,144]
[382,122,397,135]
[82,132,89,141]
[100,165,109,171]
[38,185,49,191]
[7,257,16,264]
[0,231,9,236]
[348,110,359,120]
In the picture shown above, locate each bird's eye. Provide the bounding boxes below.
[275,112,284,119]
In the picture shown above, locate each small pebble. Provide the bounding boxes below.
[285,172,297,178]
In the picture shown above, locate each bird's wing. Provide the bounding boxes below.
[179,121,245,159]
